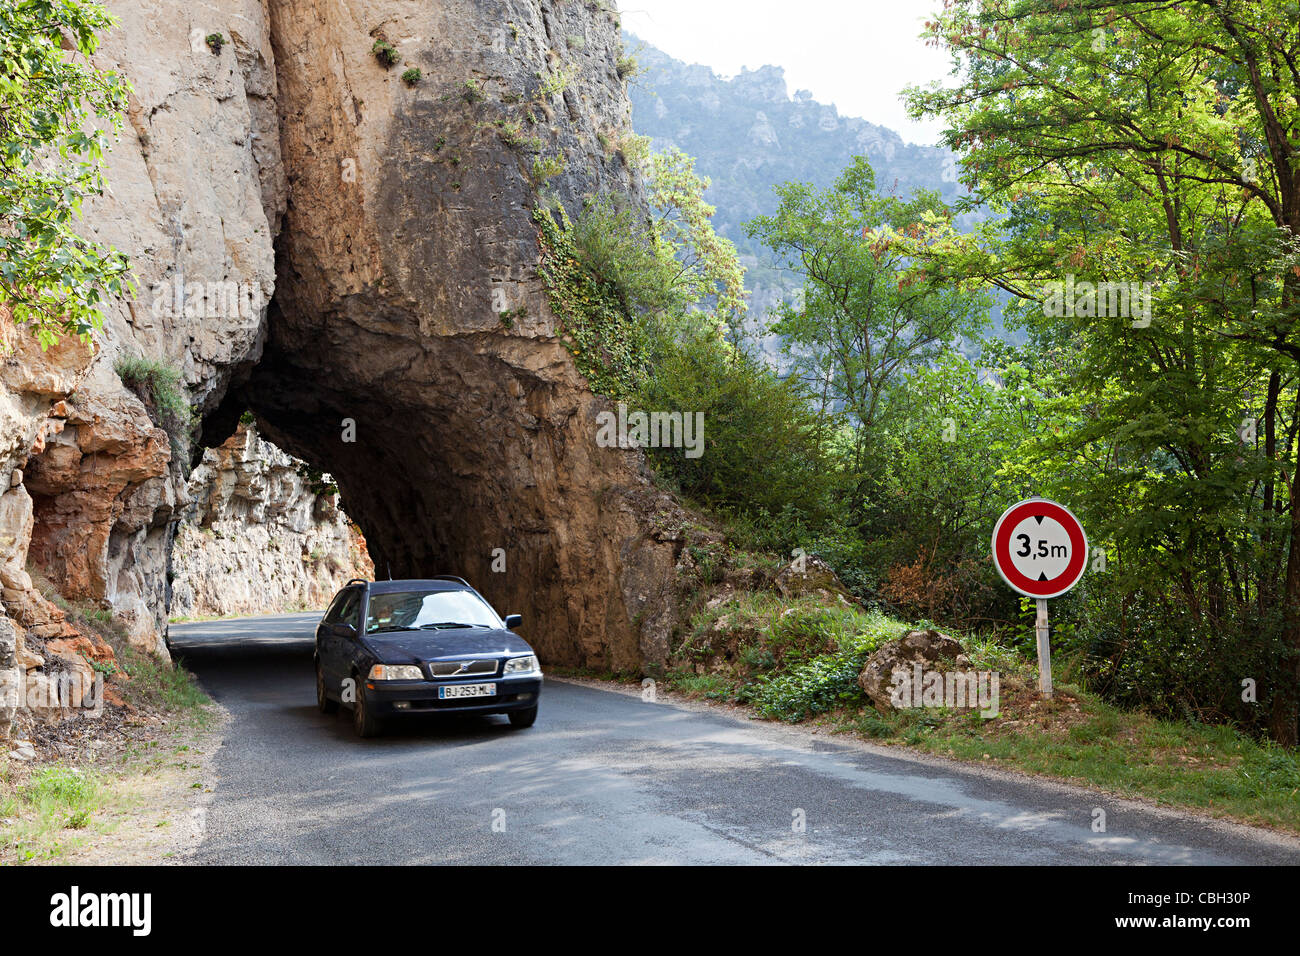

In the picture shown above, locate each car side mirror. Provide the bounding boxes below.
[504,614,522,629]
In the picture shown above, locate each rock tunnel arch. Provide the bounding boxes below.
[183,0,684,674]
[0,0,689,740]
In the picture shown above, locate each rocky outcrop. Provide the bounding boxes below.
[238,0,682,671]
[1,0,285,669]
[774,555,858,605]
[0,315,99,736]
[23,379,175,655]
[1,0,688,727]
[170,423,372,618]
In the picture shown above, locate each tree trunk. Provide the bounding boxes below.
[1273,457,1300,746]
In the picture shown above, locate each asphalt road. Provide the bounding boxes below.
[172,613,1300,865]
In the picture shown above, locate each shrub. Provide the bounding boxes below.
[534,203,653,398]
[530,153,566,184]
[569,195,679,319]
[113,355,191,449]
[638,331,835,527]
[1063,580,1290,738]
[744,611,899,721]
[401,67,422,86]
[498,120,541,151]
[616,132,650,167]
[461,78,484,103]
[205,33,224,55]
[538,64,575,97]
[615,54,640,81]
[372,39,400,67]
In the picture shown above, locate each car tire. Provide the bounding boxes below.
[508,705,538,729]
[316,660,338,714]
[353,679,381,738]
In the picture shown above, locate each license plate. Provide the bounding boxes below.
[438,683,496,700]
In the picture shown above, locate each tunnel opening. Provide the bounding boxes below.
[170,404,373,623]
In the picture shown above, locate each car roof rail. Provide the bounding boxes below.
[345,578,370,587]
[429,574,470,587]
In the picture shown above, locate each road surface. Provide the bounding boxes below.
[171,613,1300,865]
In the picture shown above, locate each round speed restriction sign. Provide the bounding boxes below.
[991,498,1088,599]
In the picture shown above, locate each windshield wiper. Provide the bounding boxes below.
[368,625,416,633]
[418,622,480,629]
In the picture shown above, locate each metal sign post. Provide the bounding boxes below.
[992,497,1087,700]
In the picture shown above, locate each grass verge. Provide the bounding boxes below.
[2,577,218,863]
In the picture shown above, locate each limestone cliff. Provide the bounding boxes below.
[241,0,681,672]
[2,0,686,734]
[171,423,371,619]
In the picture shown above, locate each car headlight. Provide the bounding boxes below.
[503,655,540,676]
[368,664,424,681]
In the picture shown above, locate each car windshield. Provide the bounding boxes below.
[365,588,501,634]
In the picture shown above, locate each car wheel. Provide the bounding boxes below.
[316,660,338,714]
[508,705,538,729]
[353,679,381,738]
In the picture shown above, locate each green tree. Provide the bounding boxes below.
[568,147,747,342]
[0,0,131,347]
[904,0,1300,743]
[746,157,992,476]
[639,330,833,527]
[866,350,1044,623]
[644,148,747,343]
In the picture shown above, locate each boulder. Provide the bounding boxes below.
[16,633,44,671]
[773,555,856,604]
[857,629,971,713]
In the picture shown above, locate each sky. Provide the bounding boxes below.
[620,0,954,147]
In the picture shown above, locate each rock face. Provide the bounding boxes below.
[237,0,681,670]
[857,629,971,713]
[0,317,98,736]
[1,0,688,714]
[170,423,372,619]
[1,0,284,669]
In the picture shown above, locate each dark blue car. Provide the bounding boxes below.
[314,577,542,737]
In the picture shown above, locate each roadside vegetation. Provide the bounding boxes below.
[0,572,215,863]
[113,354,193,453]
[534,2,1300,825]
[654,588,1300,833]
[0,763,102,862]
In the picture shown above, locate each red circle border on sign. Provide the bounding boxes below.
[992,499,1088,599]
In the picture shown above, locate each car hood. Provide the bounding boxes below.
[364,628,533,662]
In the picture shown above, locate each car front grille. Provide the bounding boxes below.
[428,659,498,678]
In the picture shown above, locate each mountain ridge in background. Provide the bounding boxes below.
[626,35,1003,358]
